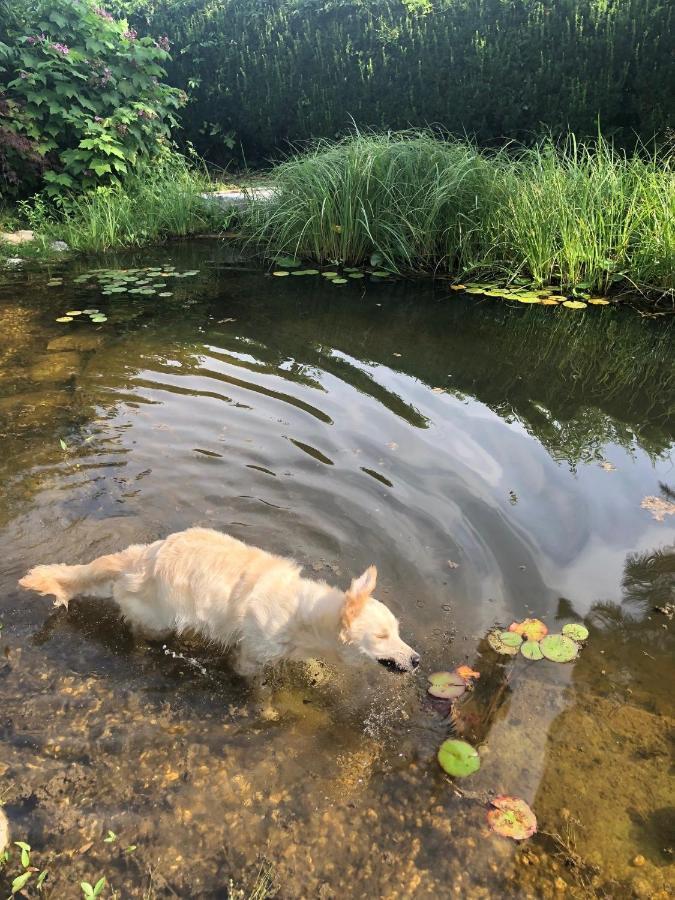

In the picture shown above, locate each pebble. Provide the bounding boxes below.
[632,854,646,867]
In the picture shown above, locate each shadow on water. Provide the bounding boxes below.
[0,241,672,897]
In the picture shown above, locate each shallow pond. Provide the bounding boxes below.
[0,242,673,899]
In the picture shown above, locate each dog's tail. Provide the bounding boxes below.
[19,551,128,609]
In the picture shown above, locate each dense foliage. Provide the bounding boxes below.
[0,0,185,197]
[246,133,675,294]
[116,0,674,163]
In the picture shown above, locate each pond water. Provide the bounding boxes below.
[0,241,673,899]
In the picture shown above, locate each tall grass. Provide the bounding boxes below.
[245,132,675,294]
[38,154,230,253]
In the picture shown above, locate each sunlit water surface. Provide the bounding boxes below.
[0,242,673,899]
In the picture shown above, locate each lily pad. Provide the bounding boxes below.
[55,316,73,322]
[348,272,365,279]
[343,267,361,273]
[65,311,83,316]
[90,315,108,322]
[158,292,173,298]
[427,671,466,700]
[437,739,480,778]
[562,623,589,642]
[487,629,522,655]
[487,796,537,840]
[82,309,99,314]
[520,640,544,661]
[509,618,548,641]
[272,271,290,277]
[540,633,578,662]
[588,297,610,305]
[332,278,348,284]
[321,271,339,278]
[562,300,587,309]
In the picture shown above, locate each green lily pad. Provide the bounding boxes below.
[487,629,522,655]
[348,272,365,279]
[65,311,82,316]
[427,672,466,700]
[343,267,361,273]
[108,287,127,293]
[437,739,480,778]
[322,271,339,278]
[158,292,173,297]
[520,640,544,661]
[55,316,73,322]
[291,269,320,276]
[487,796,537,840]
[563,300,587,309]
[540,633,579,662]
[332,278,348,284]
[82,309,99,314]
[562,623,589,642]
[90,315,107,323]
[272,271,290,277]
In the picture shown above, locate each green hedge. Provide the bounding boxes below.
[117,0,674,163]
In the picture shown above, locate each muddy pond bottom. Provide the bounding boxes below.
[0,242,673,899]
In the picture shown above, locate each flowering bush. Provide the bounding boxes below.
[0,0,185,196]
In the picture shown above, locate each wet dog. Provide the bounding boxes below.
[19,527,419,676]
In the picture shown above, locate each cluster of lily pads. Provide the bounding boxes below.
[487,618,589,662]
[270,254,393,283]
[51,265,200,323]
[450,279,611,309]
[427,617,590,841]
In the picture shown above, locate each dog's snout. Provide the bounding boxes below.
[411,653,420,669]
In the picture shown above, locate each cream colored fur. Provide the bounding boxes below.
[19,527,419,676]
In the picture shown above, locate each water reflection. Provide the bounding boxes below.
[0,243,672,897]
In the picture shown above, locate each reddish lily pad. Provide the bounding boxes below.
[508,618,548,641]
[487,796,537,840]
[487,630,522,655]
[520,640,544,661]
[562,623,589,642]
[540,633,578,663]
[427,671,466,700]
[437,739,480,778]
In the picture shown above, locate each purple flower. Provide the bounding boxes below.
[154,35,170,51]
[94,116,104,122]
[26,33,46,45]
[100,66,112,85]
[95,7,114,20]
[123,28,137,41]
[19,71,28,79]
[52,42,70,55]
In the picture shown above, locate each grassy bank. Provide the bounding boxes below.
[3,154,233,256]
[245,132,675,296]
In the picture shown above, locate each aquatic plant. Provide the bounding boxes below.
[245,132,675,295]
[34,154,231,251]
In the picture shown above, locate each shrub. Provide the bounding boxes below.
[0,0,185,197]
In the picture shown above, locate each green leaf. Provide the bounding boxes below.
[437,739,481,777]
[12,871,33,894]
[80,884,94,900]
[90,161,112,176]
[36,870,49,890]
[93,876,106,897]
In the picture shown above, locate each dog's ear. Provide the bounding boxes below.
[342,565,377,628]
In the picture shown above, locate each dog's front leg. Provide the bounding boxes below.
[231,644,262,678]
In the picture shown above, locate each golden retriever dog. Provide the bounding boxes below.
[19,527,420,677]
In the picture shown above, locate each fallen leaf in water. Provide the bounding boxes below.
[508,618,548,641]
[455,665,480,683]
[487,796,537,840]
[450,284,466,291]
[432,387,446,393]
[640,496,675,522]
[562,623,589,642]
[427,671,466,699]
[540,633,578,662]
[447,560,459,569]
[393,352,402,357]
[600,461,616,471]
[437,739,480,777]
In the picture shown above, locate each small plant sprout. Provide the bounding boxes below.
[103,830,117,843]
[81,876,106,899]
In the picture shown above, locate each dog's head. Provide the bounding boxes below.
[339,566,419,673]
